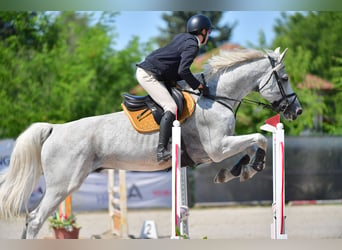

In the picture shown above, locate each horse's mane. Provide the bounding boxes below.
[203,49,266,78]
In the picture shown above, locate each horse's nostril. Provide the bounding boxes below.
[297,108,303,115]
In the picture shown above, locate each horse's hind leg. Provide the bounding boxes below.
[20,192,46,239]
[24,168,89,238]
[23,188,69,239]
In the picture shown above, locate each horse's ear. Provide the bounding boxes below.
[274,47,280,55]
[279,48,288,62]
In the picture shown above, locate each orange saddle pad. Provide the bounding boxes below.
[122,91,195,133]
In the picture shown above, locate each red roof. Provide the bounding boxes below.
[297,74,334,91]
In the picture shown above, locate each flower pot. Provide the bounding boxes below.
[53,227,80,239]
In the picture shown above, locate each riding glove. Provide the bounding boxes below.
[201,84,210,96]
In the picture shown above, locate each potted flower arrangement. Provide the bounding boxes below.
[48,211,81,239]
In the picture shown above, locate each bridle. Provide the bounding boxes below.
[180,56,298,117]
[261,56,298,113]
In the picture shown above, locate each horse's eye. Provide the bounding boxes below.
[282,74,289,81]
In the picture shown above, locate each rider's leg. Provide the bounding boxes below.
[136,68,177,161]
[157,111,175,161]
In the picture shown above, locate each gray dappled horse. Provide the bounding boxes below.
[0,48,302,238]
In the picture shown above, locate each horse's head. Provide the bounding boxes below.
[259,48,302,120]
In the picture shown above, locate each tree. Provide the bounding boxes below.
[325,55,342,134]
[273,12,342,79]
[0,11,144,138]
[0,12,41,49]
[156,11,236,52]
[272,11,342,135]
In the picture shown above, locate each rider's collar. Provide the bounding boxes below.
[195,36,201,47]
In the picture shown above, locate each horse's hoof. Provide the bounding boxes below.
[214,169,237,183]
[240,165,259,182]
[252,161,265,171]
[230,154,250,176]
[251,148,266,171]
[240,167,250,181]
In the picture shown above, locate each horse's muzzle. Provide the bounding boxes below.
[283,99,303,120]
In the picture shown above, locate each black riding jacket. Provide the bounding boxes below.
[137,33,201,90]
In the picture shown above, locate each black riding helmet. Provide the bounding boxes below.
[187,14,214,35]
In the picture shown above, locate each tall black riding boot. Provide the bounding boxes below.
[157,111,175,162]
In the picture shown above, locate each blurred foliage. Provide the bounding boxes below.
[185,11,342,136]
[1,11,341,138]
[271,12,342,135]
[0,11,148,138]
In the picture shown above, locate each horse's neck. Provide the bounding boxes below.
[214,58,270,103]
[179,57,271,104]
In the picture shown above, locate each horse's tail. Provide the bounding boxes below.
[0,122,53,219]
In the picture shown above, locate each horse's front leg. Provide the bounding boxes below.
[211,133,267,183]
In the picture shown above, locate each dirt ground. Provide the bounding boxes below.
[0,204,341,239]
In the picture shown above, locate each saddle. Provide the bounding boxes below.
[122,88,195,133]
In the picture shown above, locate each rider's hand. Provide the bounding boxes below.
[198,83,210,96]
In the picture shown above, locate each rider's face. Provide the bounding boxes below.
[201,29,211,45]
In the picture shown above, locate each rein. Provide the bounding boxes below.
[180,87,273,118]
[179,56,298,118]
[178,73,274,118]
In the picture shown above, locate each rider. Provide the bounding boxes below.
[136,14,213,162]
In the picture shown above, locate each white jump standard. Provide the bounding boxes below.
[171,119,189,239]
[260,114,288,240]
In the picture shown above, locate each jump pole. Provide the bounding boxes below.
[59,195,72,218]
[171,119,189,239]
[108,169,128,238]
[260,114,288,240]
